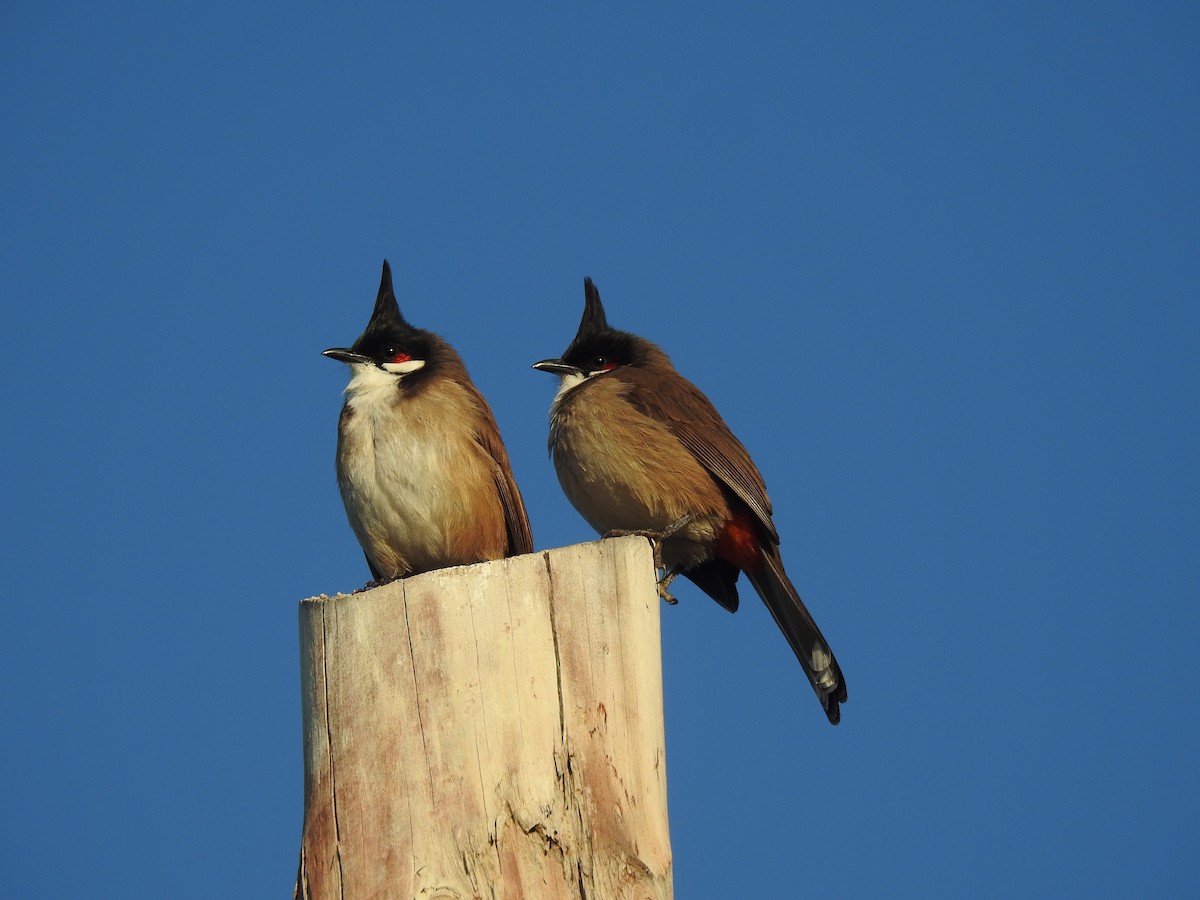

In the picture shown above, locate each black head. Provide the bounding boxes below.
[323,260,436,376]
[532,277,657,379]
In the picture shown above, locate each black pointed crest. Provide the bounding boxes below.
[576,277,609,340]
[367,260,409,331]
[551,275,656,372]
[350,259,419,355]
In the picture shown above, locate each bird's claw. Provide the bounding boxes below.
[603,515,694,606]
[657,566,681,605]
[603,514,695,566]
[354,574,401,594]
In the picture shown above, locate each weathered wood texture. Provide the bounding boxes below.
[295,536,673,900]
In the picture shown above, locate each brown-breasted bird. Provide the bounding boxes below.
[324,260,532,583]
[533,278,845,723]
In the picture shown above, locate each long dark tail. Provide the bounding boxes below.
[745,548,846,725]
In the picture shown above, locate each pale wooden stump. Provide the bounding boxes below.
[296,536,673,900]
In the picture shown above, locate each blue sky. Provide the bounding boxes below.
[2,2,1197,896]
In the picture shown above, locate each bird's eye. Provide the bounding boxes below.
[592,355,615,372]
[384,347,411,364]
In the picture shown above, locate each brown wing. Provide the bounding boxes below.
[614,366,779,544]
[467,383,534,556]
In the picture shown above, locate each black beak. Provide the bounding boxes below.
[323,348,371,365]
[532,359,582,377]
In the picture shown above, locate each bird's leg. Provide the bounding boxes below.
[603,514,695,605]
[603,514,694,571]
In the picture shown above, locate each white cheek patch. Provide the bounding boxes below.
[382,359,427,375]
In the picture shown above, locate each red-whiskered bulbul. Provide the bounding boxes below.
[533,279,846,724]
[323,260,533,583]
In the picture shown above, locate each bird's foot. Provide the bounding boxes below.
[603,516,695,605]
[354,575,400,594]
[604,514,695,564]
[656,566,683,605]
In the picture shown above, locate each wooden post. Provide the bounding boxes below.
[295,535,673,899]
